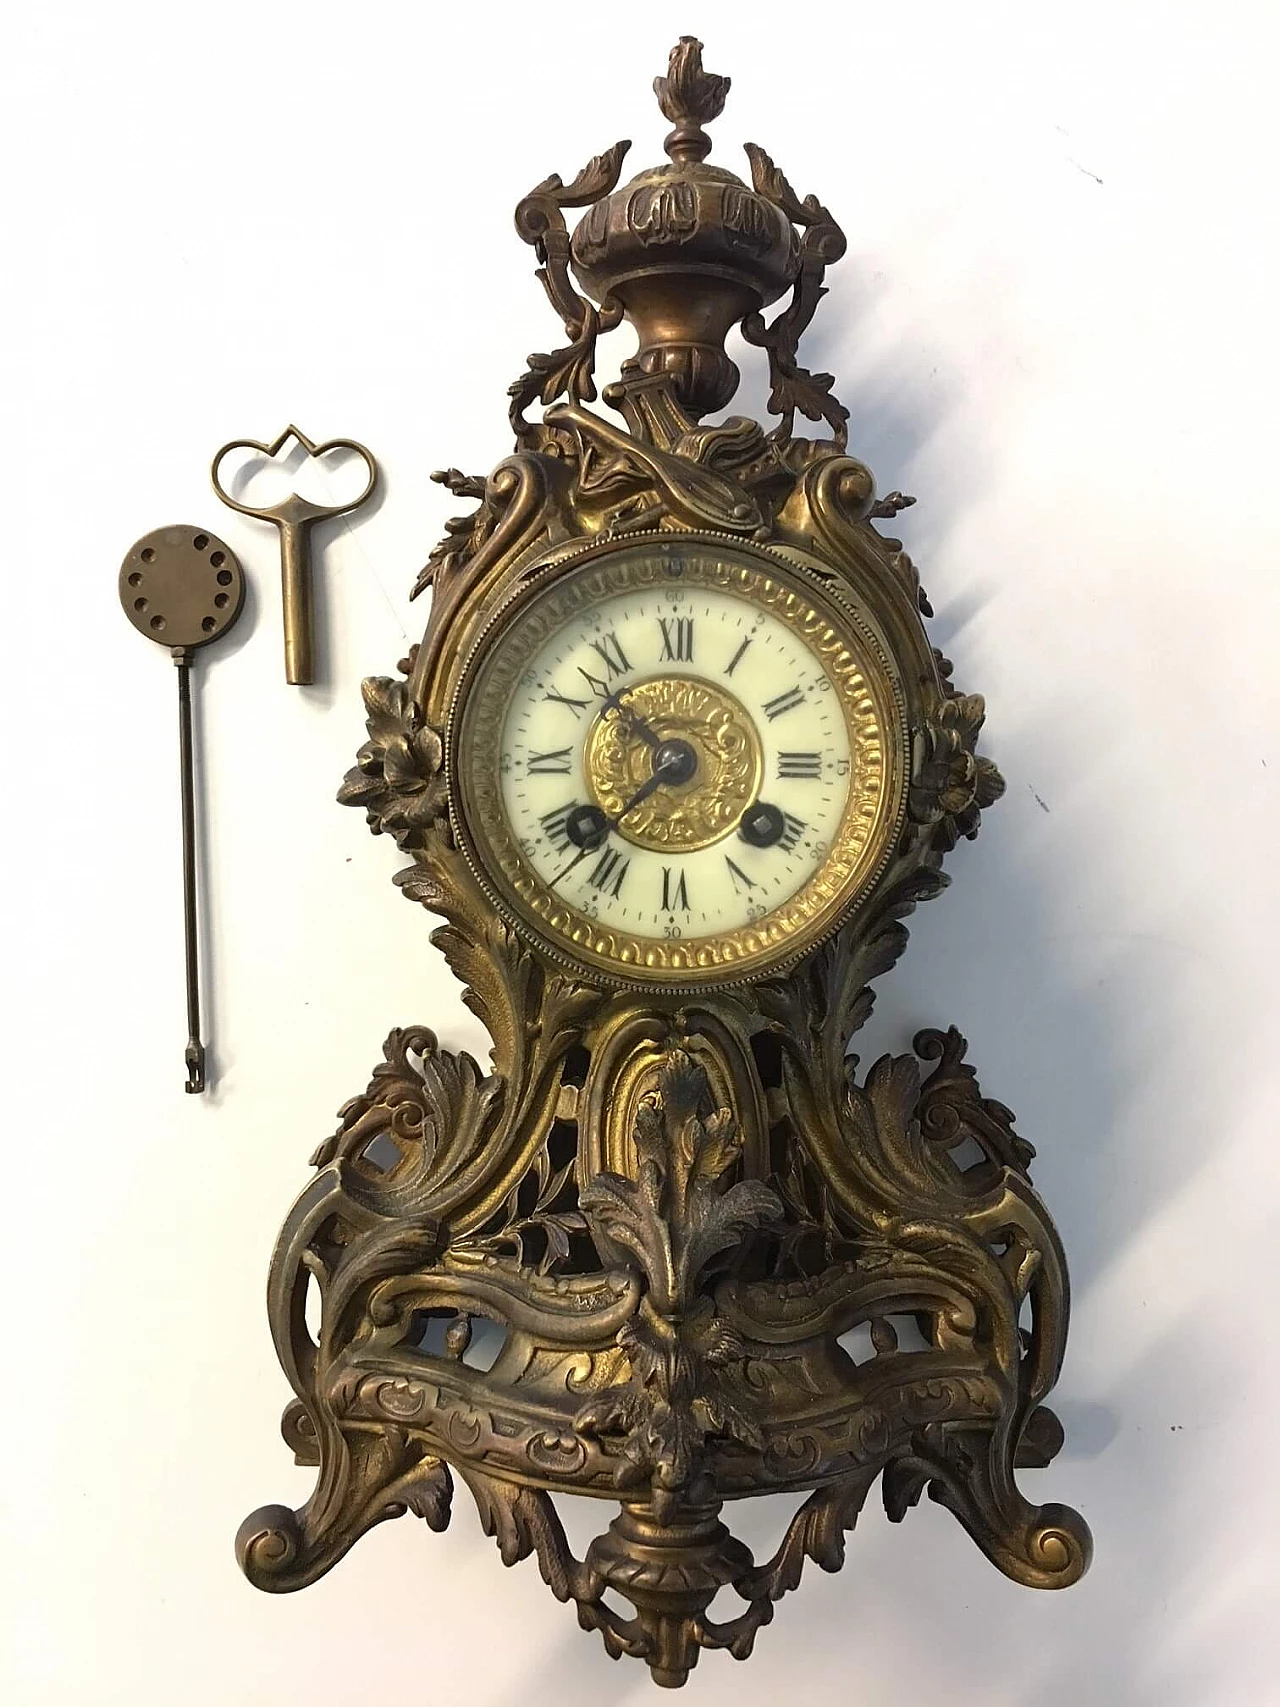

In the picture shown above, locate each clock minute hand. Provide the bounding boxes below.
[611,767,665,823]
[547,754,678,888]
[548,840,595,888]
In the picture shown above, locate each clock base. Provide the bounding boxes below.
[237,1030,1090,1684]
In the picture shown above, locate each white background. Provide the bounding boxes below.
[3,2,1279,1702]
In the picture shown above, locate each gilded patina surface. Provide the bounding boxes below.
[582,675,762,853]
[240,36,1088,1688]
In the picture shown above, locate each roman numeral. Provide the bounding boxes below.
[588,847,629,897]
[590,631,630,677]
[779,813,807,852]
[763,686,805,721]
[725,635,753,677]
[539,802,577,850]
[777,751,822,779]
[658,617,694,662]
[527,748,572,775]
[544,687,588,716]
[661,866,690,911]
[724,856,758,892]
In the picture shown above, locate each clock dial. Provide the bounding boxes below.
[449,538,905,986]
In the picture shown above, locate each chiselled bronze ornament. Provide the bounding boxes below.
[239,38,1090,1685]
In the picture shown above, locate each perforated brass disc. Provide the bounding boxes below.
[119,525,245,648]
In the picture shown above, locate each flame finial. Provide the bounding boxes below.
[654,36,730,165]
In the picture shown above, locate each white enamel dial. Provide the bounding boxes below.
[451,540,902,986]
[500,584,851,937]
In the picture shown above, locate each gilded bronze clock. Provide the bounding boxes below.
[239,38,1089,1687]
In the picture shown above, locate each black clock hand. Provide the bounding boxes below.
[548,839,596,888]
[611,766,667,820]
[612,698,662,749]
[548,752,681,887]
[597,684,661,749]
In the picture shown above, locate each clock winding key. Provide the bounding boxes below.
[118,525,246,1093]
[210,425,378,685]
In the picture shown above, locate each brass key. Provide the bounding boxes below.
[210,425,379,685]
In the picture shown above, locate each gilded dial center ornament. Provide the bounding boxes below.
[581,675,763,852]
[449,536,904,985]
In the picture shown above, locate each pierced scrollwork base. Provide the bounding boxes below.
[240,1029,1090,1686]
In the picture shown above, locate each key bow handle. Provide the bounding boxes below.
[210,424,378,525]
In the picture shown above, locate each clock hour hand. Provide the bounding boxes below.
[613,698,661,749]
[598,685,661,749]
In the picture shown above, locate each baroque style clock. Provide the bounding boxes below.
[239,39,1090,1686]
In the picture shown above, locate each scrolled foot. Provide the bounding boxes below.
[236,1504,306,1591]
[885,1425,1092,1591]
[1004,1500,1093,1589]
[237,1453,452,1593]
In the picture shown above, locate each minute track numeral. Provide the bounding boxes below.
[661,866,690,911]
[588,847,629,897]
[763,686,805,720]
[658,616,694,662]
[777,751,822,779]
[527,747,573,775]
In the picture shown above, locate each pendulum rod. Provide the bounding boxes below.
[175,646,205,1093]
